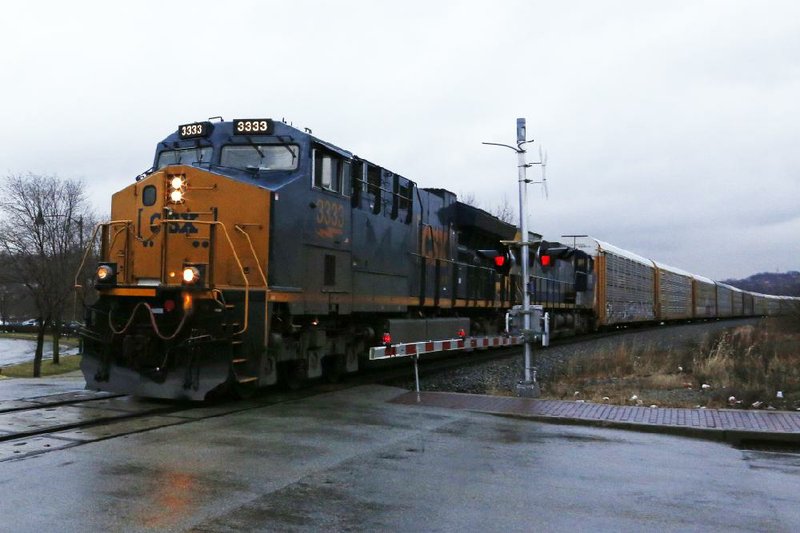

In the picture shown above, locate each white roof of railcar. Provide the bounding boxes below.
[692,274,715,285]
[652,260,694,278]
[591,239,653,267]
[717,282,743,293]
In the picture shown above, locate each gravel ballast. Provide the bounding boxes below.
[390,318,762,397]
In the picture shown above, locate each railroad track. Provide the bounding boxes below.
[0,387,328,463]
[0,318,755,462]
[0,346,512,463]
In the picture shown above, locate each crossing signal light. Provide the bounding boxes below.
[477,248,516,275]
[534,241,569,270]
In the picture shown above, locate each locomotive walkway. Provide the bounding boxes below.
[391,391,800,445]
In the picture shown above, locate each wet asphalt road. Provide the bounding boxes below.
[0,383,798,531]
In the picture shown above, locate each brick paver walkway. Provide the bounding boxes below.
[391,391,800,444]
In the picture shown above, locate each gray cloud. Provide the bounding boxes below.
[1,0,797,281]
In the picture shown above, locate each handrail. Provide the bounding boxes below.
[72,220,133,328]
[73,220,133,289]
[74,218,252,338]
[172,220,250,335]
[235,225,270,346]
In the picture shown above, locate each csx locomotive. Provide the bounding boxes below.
[79,117,798,400]
[80,118,528,399]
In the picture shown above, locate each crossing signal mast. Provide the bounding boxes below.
[482,118,548,398]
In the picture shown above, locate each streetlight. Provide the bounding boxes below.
[483,118,541,398]
[35,209,84,250]
[35,209,86,325]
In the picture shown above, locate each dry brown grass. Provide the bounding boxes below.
[543,317,800,410]
[643,373,685,389]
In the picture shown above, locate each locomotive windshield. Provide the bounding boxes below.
[157,147,213,169]
[220,144,299,171]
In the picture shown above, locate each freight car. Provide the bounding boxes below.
[560,237,800,332]
[78,118,525,400]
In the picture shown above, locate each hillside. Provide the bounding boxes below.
[723,271,800,297]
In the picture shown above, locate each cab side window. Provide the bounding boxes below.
[313,148,350,195]
[313,151,340,192]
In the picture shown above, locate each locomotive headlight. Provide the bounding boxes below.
[182,266,200,284]
[97,265,113,280]
[182,266,201,284]
[95,263,117,285]
[181,263,206,287]
[167,175,186,204]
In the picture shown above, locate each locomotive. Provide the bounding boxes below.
[78,117,799,400]
[79,118,530,400]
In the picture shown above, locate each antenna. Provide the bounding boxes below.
[529,145,549,199]
[561,234,589,249]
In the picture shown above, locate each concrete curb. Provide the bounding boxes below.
[486,411,800,446]
[390,391,800,447]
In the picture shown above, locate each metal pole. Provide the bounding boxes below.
[482,119,541,398]
[515,118,539,398]
[516,123,533,383]
[413,354,421,402]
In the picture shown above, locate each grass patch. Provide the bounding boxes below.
[0,354,82,378]
[543,316,800,410]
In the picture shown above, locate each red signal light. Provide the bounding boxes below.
[382,332,392,345]
[540,255,551,267]
[494,256,506,268]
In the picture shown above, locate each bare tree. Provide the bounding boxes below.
[0,174,94,376]
[459,191,479,208]
[492,194,516,225]
[459,191,516,225]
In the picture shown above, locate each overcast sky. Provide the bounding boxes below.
[1,1,797,280]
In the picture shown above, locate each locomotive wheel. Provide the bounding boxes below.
[282,360,307,390]
[232,378,257,400]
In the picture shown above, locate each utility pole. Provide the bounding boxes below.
[483,118,540,398]
[562,234,588,250]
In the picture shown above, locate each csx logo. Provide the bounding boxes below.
[423,226,450,259]
[149,212,199,234]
